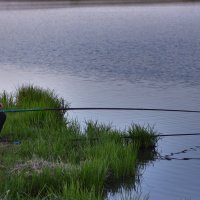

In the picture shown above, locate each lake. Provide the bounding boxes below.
[0,2,200,199]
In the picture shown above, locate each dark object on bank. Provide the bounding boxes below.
[0,137,21,145]
[0,103,6,133]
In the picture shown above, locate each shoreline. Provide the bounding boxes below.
[0,85,158,199]
[0,0,200,10]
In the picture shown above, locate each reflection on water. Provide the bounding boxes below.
[0,3,200,199]
[107,149,158,199]
[159,145,200,159]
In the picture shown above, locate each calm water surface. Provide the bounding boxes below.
[0,3,200,199]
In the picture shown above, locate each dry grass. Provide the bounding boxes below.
[10,157,78,175]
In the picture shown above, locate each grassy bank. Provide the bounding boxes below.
[0,85,158,200]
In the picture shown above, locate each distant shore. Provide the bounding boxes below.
[0,0,200,10]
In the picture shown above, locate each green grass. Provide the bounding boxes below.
[0,85,159,199]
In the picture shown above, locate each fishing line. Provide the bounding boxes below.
[1,107,200,113]
[68,132,200,142]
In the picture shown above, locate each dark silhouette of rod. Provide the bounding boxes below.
[1,107,200,113]
[122,133,200,138]
[157,133,200,137]
[69,133,200,141]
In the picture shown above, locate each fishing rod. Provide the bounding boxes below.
[1,107,200,113]
[1,132,200,145]
[156,133,200,137]
[1,107,200,137]
[111,132,200,138]
[58,133,200,142]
